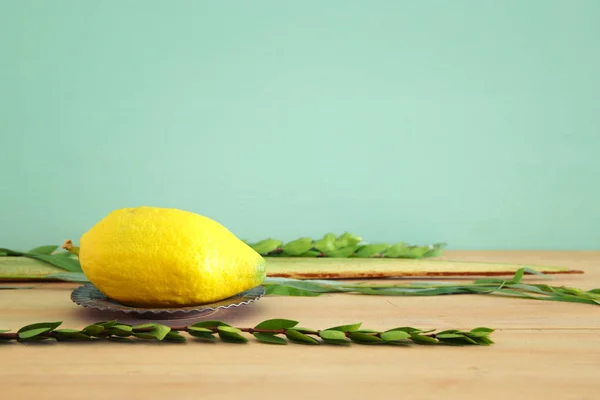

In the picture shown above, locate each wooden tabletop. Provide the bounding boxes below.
[1,251,599,400]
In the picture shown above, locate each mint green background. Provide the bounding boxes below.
[2,0,599,250]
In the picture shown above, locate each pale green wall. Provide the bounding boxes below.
[1,0,599,250]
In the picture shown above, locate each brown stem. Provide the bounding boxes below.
[61,240,80,256]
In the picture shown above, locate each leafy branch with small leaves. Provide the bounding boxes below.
[245,232,446,258]
[0,318,494,346]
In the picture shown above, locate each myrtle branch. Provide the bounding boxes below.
[0,319,494,346]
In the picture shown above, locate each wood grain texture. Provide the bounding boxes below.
[1,250,599,400]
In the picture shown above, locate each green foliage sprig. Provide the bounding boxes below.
[246,232,446,258]
[0,318,494,346]
[262,268,600,306]
[0,245,81,272]
[12,268,599,307]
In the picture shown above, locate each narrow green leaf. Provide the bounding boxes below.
[436,333,464,339]
[46,272,89,283]
[509,268,525,284]
[348,332,383,344]
[253,333,287,345]
[470,327,495,334]
[254,318,298,330]
[17,321,62,334]
[327,322,362,332]
[18,327,53,339]
[132,323,171,340]
[28,245,59,255]
[298,250,321,257]
[0,286,35,290]
[250,239,282,255]
[190,320,231,328]
[354,244,390,258]
[285,329,319,344]
[313,233,337,253]
[187,330,217,341]
[264,285,322,297]
[322,246,358,258]
[53,329,91,341]
[422,243,447,257]
[27,254,82,272]
[335,232,362,249]
[217,326,248,343]
[291,327,318,334]
[83,324,105,336]
[410,334,438,344]
[380,330,411,342]
[108,325,133,337]
[164,332,187,343]
[0,329,9,333]
[0,248,24,256]
[187,327,213,333]
[281,237,313,256]
[319,330,347,340]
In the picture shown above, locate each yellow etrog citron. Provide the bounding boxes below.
[76,206,266,307]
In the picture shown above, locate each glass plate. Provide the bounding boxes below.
[70,284,264,320]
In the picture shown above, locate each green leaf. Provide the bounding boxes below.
[53,251,76,258]
[335,232,362,248]
[264,285,322,297]
[327,322,362,332]
[28,245,59,255]
[285,329,319,344]
[108,325,133,337]
[254,318,298,330]
[298,250,321,257]
[422,243,447,257]
[0,248,24,256]
[385,327,423,334]
[0,329,9,333]
[217,326,248,343]
[313,233,337,253]
[348,332,383,344]
[132,323,171,340]
[187,329,217,341]
[291,327,318,334]
[470,327,495,334]
[436,333,464,339]
[27,254,82,272]
[17,321,62,336]
[18,327,53,339]
[250,239,282,255]
[253,333,287,345]
[354,244,390,258]
[380,330,410,342]
[190,320,231,328]
[0,286,35,290]
[164,332,187,343]
[322,246,358,258]
[509,268,525,284]
[83,324,105,336]
[410,334,438,344]
[319,330,347,340]
[53,329,91,341]
[46,272,89,283]
[281,237,314,256]
[382,243,429,258]
[188,327,213,333]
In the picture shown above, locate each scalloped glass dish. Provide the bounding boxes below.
[70,284,265,320]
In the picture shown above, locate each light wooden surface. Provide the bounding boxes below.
[1,251,599,400]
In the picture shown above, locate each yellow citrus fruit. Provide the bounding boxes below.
[77,206,266,307]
